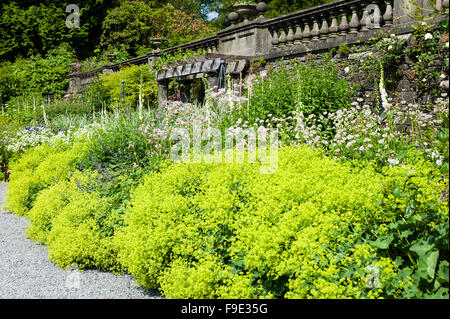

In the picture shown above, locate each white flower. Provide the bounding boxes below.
[424,33,433,40]
[344,66,350,73]
[387,158,399,166]
[346,140,356,148]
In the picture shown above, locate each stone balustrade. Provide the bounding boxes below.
[265,0,392,49]
[162,35,220,56]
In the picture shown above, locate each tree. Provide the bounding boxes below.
[0,0,118,62]
[99,1,214,57]
[265,0,333,18]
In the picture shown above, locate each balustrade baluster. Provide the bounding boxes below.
[360,3,369,31]
[294,22,303,43]
[311,19,320,41]
[319,14,330,40]
[329,13,339,37]
[383,1,393,26]
[349,6,360,33]
[279,27,288,45]
[271,27,279,47]
[338,9,349,36]
[302,21,311,42]
[371,2,381,28]
[287,23,295,45]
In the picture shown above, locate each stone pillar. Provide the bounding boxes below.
[179,81,191,103]
[205,73,219,90]
[393,0,416,25]
[217,18,270,56]
[147,52,161,70]
[158,80,169,107]
[64,75,81,101]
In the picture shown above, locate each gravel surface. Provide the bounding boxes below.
[0,182,163,299]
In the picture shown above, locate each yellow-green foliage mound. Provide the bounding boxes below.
[5,140,89,216]
[116,146,448,298]
[4,143,448,298]
[4,140,123,271]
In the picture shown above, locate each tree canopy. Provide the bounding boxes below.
[0,0,119,62]
[0,0,334,63]
[99,1,214,57]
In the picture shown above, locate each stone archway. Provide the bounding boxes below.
[155,54,250,107]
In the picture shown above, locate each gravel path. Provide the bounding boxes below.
[0,182,162,299]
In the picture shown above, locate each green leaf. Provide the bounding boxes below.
[426,287,448,299]
[437,129,449,143]
[437,260,449,284]
[417,250,439,282]
[392,187,402,198]
[370,233,394,249]
[410,238,434,256]
[399,229,413,239]
[439,17,449,31]
[394,256,404,267]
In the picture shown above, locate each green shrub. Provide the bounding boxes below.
[91,64,158,110]
[45,180,121,271]
[4,139,89,215]
[0,62,23,103]
[11,43,76,98]
[84,110,162,171]
[237,55,354,127]
[99,2,213,56]
[22,159,151,272]
[116,145,448,298]
[24,168,123,271]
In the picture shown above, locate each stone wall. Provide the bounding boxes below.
[254,31,448,109]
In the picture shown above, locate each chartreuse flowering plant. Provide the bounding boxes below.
[115,145,447,298]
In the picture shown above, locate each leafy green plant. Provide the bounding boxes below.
[115,145,447,298]
[10,43,76,98]
[234,55,354,127]
[338,43,350,56]
[0,62,24,103]
[406,0,449,95]
[153,48,205,71]
[99,2,213,57]
[92,64,158,110]
[4,139,89,216]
